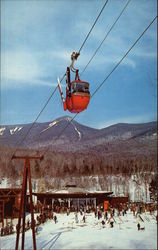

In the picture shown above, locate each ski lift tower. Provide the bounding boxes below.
[12,155,43,250]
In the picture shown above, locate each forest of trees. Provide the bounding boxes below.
[0,146,157,202]
[0,147,157,180]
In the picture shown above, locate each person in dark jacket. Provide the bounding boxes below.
[1,227,4,236]
[82,215,86,223]
[104,211,108,220]
[54,215,57,224]
[137,222,140,231]
[110,221,114,228]
[101,220,105,228]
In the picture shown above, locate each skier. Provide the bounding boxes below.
[110,221,114,228]
[101,220,105,228]
[137,222,140,231]
[82,214,86,223]
[75,212,79,223]
[104,211,108,220]
[1,227,4,236]
[54,215,57,224]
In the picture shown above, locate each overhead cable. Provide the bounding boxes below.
[78,0,108,54]
[42,113,78,156]
[91,15,157,98]
[81,0,131,76]
[10,85,58,159]
[9,1,109,159]
[42,15,157,156]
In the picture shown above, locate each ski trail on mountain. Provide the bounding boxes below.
[41,121,60,132]
[70,122,82,141]
[10,127,23,135]
[0,127,6,136]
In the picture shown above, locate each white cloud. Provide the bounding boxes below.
[77,50,136,72]
[2,51,40,80]
[74,0,157,72]
[48,49,73,64]
[1,0,156,89]
[131,50,157,59]
[1,51,59,88]
[2,79,58,89]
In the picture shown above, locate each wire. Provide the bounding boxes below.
[42,15,157,157]
[10,7,157,161]
[91,15,157,98]
[9,2,108,159]
[42,113,78,156]
[78,0,108,54]
[10,72,66,160]
[81,0,131,76]
[10,86,58,159]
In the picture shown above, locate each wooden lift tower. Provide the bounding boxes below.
[12,155,43,250]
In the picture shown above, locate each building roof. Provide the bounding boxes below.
[0,188,21,198]
[54,186,88,194]
[33,187,113,198]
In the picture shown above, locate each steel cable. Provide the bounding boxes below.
[42,15,157,157]
[9,1,109,159]
[91,15,157,98]
[78,0,108,54]
[80,0,131,76]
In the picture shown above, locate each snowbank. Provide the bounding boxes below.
[0,211,157,249]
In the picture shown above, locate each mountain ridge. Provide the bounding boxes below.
[0,116,157,155]
[0,115,156,128]
[0,117,157,196]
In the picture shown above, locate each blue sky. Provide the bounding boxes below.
[1,0,157,128]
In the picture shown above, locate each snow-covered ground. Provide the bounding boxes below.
[0,210,157,249]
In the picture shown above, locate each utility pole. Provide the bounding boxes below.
[12,155,43,250]
[0,199,4,227]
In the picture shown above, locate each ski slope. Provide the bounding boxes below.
[0,210,157,249]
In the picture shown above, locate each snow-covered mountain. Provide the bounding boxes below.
[0,117,157,202]
[0,116,96,147]
[0,116,157,152]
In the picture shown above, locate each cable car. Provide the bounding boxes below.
[58,63,90,113]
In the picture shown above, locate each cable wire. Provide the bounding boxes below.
[42,113,78,156]
[10,7,157,161]
[9,2,108,159]
[91,15,157,98]
[42,15,157,157]
[40,1,110,156]
[81,0,131,76]
[10,85,58,159]
[9,74,67,166]
[78,0,108,54]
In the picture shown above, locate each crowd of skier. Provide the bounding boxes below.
[0,201,157,237]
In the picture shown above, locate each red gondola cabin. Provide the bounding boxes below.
[58,67,90,113]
